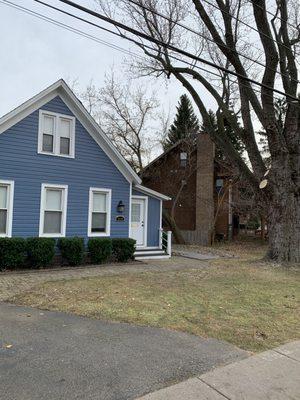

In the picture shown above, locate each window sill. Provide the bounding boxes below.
[88,232,111,237]
[39,233,66,238]
[37,151,75,159]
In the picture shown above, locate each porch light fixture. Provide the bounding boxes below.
[117,201,125,213]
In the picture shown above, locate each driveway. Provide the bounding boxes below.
[0,303,247,400]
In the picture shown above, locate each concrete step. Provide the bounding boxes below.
[134,249,165,256]
[134,248,170,260]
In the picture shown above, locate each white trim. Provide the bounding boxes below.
[135,255,171,260]
[0,79,141,185]
[39,183,68,238]
[134,184,171,201]
[88,187,112,237]
[131,195,148,248]
[159,199,163,230]
[38,110,75,158]
[128,182,132,238]
[159,199,163,248]
[0,180,14,238]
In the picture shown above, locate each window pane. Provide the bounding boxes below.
[0,186,8,209]
[44,211,62,234]
[44,115,55,135]
[42,134,54,152]
[131,204,141,223]
[60,118,71,138]
[93,193,106,212]
[60,137,70,155]
[46,189,62,211]
[0,210,7,234]
[92,212,106,232]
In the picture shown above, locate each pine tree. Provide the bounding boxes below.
[206,110,244,159]
[163,94,200,150]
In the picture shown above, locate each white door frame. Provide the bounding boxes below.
[131,195,148,248]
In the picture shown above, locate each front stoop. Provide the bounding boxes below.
[134,248,171,260]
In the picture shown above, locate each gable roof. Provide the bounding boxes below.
[142,138,197,174]
[0,79,141,184]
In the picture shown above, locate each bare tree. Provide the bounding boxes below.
[80,72,160,172]
[96,0,300,263]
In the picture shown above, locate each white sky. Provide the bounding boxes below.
[0,0,216,131]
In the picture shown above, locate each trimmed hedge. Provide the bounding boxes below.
[112,238,136,262]
[88,238,112,264]
[0,238,27,270]
[57,237,84,266]
[0,236,137,271]
[27,237,56,268]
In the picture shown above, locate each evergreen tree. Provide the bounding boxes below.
[206,110,244,159]
[163,94,200,150]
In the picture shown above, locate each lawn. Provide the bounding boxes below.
[12,241,300,352]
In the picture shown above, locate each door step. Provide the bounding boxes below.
[134,248,171,260]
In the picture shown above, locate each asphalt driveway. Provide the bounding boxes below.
[0,303,248,400]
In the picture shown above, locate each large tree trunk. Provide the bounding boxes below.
[267,166,300,263]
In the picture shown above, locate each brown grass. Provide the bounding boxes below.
[12,240,300,352]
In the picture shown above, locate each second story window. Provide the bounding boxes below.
[38,110,75,158]
[180,152,188,167]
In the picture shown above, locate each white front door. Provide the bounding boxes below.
[131,198,146,247]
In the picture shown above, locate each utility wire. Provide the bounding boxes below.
[1,0,290,102]
[2,0,279,102]
[247,0,300,32]
[201,0,300,57]
[43,0,299,101]
[125,0,300,84]
[0,0,146,61]
[0,0,281,104]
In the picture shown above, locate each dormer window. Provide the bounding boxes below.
[38,110,75,158]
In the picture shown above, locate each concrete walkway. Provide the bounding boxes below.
[137,341,300,400]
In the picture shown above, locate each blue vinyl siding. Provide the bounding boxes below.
[0,96,130,239]
[132,189,161,246]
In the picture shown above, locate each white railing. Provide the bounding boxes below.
[159,228,172,256]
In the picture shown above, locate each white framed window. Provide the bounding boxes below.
[88,188,111,237]
[39,184,68,237]
[0,180,14,238]
[38,110,75,158]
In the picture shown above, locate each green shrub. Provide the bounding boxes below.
[27,237,55,268]
[112,238,136,262]
[88,238,112,264]
[0,238,27,270]
[57,237,84,266]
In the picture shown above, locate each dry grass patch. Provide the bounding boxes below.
[12,252,299,352]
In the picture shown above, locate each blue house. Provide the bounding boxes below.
[0,80,171,259]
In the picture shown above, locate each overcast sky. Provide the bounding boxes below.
[0,0,220,160]
[0,1,216,114]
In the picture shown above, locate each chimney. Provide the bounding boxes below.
[195,133,215,244]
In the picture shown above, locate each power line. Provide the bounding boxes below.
[201,0,300,57]
[247,0,300,32]
[2,0,279,102]
[0,0,147,61]
[46,0,299,101]
[125,0,300,84]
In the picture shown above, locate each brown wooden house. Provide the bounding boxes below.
[142,133,241,244]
